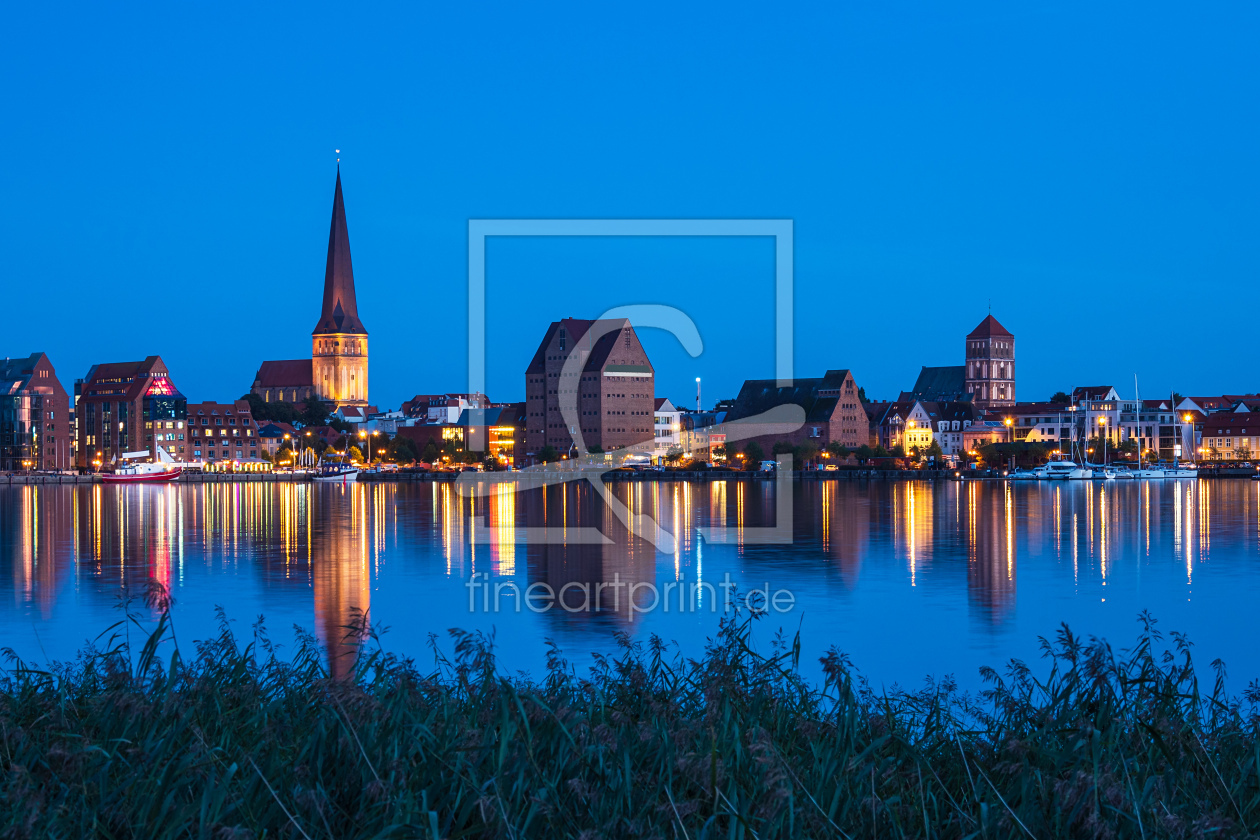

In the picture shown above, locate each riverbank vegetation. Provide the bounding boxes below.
[3,588,1259,838]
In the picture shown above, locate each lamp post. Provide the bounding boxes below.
[1098,416,1108,465]
[695,377,701,412]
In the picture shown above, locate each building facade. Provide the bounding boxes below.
[252,168,368,410]
[0,353,71,471]
[653,398,682,460]
[964,315,1015,408]
[523,318,655,462]
[186,400,260,465]
[723,369,866,455]
[75,356,187,468]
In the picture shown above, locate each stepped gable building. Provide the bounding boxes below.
[964,314,1015,408]
[723,369,866,454]
[252,168,368,410]
[75,356,186,467]
[0,352,71,471]
[523,318,655,462]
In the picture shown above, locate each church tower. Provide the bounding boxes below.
[311,168,368,408]
[964,314,1015,409]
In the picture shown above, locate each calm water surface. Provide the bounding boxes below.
[2,479,1258,688]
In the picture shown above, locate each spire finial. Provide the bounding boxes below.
[335,148,341,165]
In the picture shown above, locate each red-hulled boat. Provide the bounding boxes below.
[101,450,183,484]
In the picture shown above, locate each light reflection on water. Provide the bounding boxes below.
[2,479,1258,687]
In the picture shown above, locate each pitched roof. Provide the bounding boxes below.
[968,315,1013,339]
[1203,414,1260,435]
[80,357,179,402]
[253,359,313,388]
[909,365,968,401]
[0,353,44,389]
[724,372,852,425]
[312,168,367,336]
[1072,386,1117,401]
[654,397,677,412]
[524,318,652,375]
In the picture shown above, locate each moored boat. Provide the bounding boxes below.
[101,449,183,484]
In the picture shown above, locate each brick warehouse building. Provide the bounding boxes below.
[186,400,260,465]
[723,369,866,456]
[523,318,655,463]
[1,352,72,471]
[75,356,187,467]
[252,168,368,410]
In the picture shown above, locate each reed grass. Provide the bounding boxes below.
[3,583,1260,839]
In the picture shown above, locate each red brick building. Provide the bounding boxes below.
[523,318,655,463]
[723,369,866,455]
[75,356,187,468]
[1,352,72,471]
[186,400,260,465]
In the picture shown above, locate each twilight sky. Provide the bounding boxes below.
[3,3,1257,410]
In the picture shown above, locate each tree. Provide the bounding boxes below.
[793,441,820,466]
[925,440,944,461]
[1050,391,1070,404]
[889,444,905,459]
[421,440,440,464]
[771,441,794,456]
[665,445,685,464]
[711,444,726,459]
[347,445,364,462]
[854,444,874,461]
[302,399,333,428]
[743,441,765,467]
[539,445,560,463]
[260,450,273,463]
[825,441,850,459]
[857,387,868,403]
[587,445,604,454]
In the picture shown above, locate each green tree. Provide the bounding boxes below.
[857,387,868,403]
[924,440,944,461]
[302,400,333,428]
[743,441,765,467]
[771,441,794,456]
[347,445,364,462]
[1050,391,1070,404]
[539,445,560,463]
[421,440,440,464]
[794,441,820,466]
[665,445,685,464]
[854,444,874,461]
[889,444,906,459]
[825,441,850,459]
[587,445,604,454]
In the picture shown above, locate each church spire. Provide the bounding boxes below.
[312,167,367,336]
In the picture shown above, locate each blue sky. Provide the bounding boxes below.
[3,3,1257,409]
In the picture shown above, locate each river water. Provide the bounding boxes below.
[1,478,1256,688]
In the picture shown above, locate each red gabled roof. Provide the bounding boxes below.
[253,359,313,388]
[967,315,1013,339]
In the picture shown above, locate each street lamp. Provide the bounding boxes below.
[1098,416,1108,464]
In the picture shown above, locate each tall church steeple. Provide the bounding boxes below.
[311,168,369,407]
[313,167,367,336]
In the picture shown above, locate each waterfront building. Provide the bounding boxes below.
[964,315,1015,408]
[926,402,977,461]
[653,398,682,460]
[523,317,655,463]
[0,353,71,471]
[723,369,866,455]
[962,421,1008,454]
[679,409,725,461]
[1198,413,1260,461]
[186,400,260,466]
[256,421,297,459]
[252,169,369,410]
[75,356,186,468]
[401,393,490,425]
[991,402,1075,451]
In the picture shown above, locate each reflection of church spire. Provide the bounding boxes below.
[312,486,371,679]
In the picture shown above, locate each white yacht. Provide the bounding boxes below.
[1045,461,1086,480]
